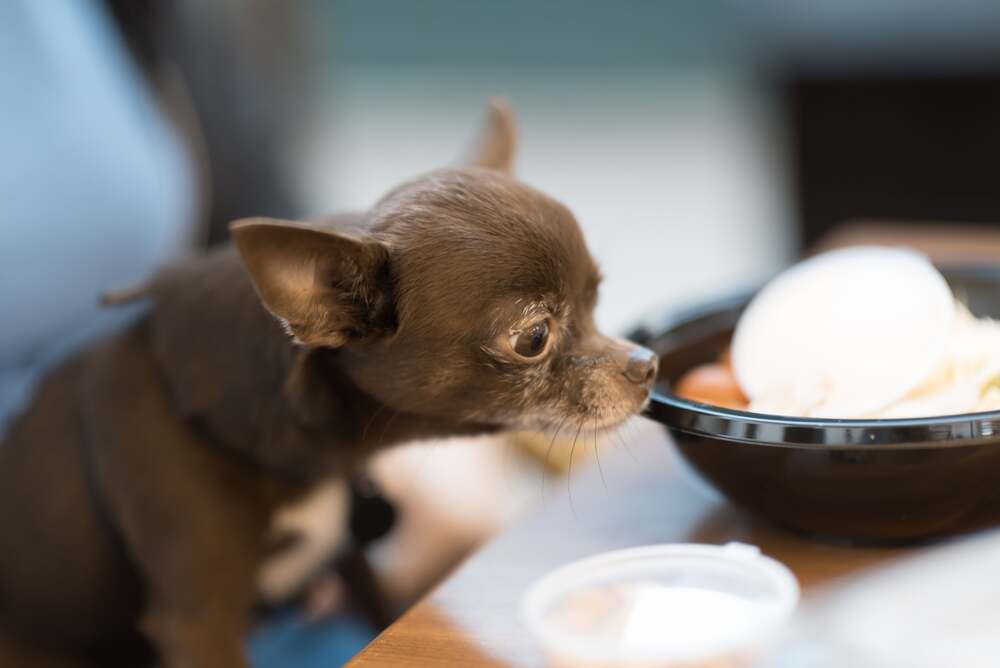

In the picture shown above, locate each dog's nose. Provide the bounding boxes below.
[623,346,658,387]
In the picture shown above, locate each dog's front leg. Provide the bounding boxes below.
[136,514,259,668]
[140,613,247,668]
[94,420,268,668]
[84,333,274,668]
[96,429,267,668]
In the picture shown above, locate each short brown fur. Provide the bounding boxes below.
[0,102,657,667]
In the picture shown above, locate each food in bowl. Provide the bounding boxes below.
[644,264,1000,540]
[675,247,1000,418]
[673,349,747,411]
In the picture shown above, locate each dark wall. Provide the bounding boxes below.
[785,74,1000,247]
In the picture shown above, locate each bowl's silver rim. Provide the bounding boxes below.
[642,263,1000,450]
[648,390,1000,449]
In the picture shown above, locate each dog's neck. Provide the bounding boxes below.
[145,246,495,483]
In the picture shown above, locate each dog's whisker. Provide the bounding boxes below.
[592,417,607,492]
[624,414,642,440]
[567,420,584,518]
[361,403,388,446]
[542,414,571,493]
[613,423,639,463]
[377,409,400,451]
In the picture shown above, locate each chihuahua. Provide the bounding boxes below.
[0,101,658,667]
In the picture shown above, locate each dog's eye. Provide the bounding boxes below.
[510,320,550,358]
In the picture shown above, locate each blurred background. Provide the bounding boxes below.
[3,0,1000,665]
[219,0,1000,331]
[8,0,1000,357]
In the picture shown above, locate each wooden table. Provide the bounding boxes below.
[348,420,914,667]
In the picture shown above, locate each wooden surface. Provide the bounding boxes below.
[348,420,915,668]
[814,220,1000,262]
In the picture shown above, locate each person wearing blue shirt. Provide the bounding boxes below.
[0,1,374,665]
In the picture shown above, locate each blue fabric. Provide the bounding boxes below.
[0,0,196,435]
[249,610,375,668]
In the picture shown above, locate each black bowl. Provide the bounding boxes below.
[637,265,1000,543]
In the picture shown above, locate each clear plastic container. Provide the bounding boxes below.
[522,543,799,668]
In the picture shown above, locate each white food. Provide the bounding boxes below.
[620,585,762,658]
[875,303,1000,418]
[732,246,955,418]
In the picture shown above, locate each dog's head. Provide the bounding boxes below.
[232,101,657,432]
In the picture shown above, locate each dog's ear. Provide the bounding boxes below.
[461,98,517,174]
[230,218,395,347]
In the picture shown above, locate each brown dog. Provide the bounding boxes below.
[0,101,658,667]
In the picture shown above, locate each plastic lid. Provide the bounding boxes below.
[521,543,799,665]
